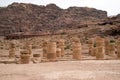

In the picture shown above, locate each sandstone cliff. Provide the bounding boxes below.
[0,2,107,36]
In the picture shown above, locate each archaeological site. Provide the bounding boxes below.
[0,2,120,80]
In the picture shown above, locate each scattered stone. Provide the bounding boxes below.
[32,53,41,63]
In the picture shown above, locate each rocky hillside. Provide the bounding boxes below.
[104,14,120,36]
[0,2,107,36]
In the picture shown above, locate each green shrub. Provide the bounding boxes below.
[110,40,115,43]
[61,32,66,35]
[0,47,3,49]
[94,43,96,47]
[64,45,70,50]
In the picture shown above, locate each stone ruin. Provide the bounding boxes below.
[57,39,65,57]
[47,41,57,61]
[0,36,120,64]
[20,50,30,64]
[9,42,16,58]
[116,39,120,58]
[72,38,81,60]
[94,36,105,59]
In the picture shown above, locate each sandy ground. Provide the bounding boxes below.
[0,60,120,80]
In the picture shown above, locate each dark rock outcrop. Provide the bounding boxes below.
[103,14,120,36]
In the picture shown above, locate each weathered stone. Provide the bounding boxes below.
[0,3,107,36]
[56,48,61,57]
[105,39,110,55]
[9,42,16,58]
[72,41,82,60]
[57,39,65,57]
[47,42,57,61]
[108,43,116,57]
[96,46,105,59]
[88,38,95,56]
[9,48,16,58]
[94,36,105,59]
[20,51,30,64]
[95,36,105,47]
[116,39,120,58]
[42,41,48,57]
[25,42,32,55]
[32,53,41,63]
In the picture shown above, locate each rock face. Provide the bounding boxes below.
[0,2,107,36]
[102,14,120,36]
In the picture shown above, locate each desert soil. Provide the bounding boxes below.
[0,60,120,80]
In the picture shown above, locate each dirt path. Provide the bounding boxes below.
[0,60,120,80]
